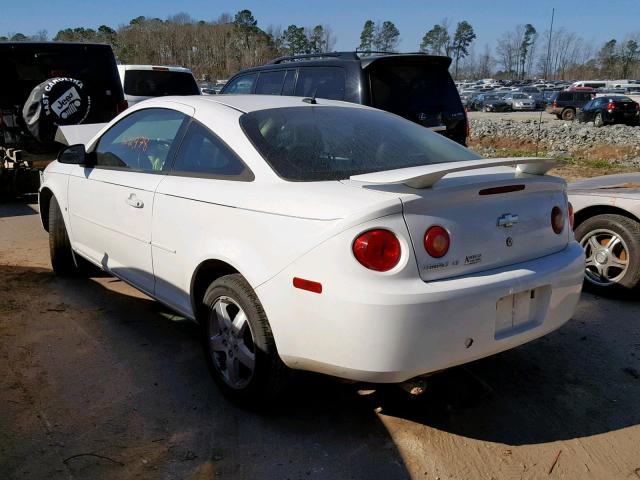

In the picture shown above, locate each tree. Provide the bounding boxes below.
[307,25,333,53]
[598,39,618,77]
[281,24,309,55]
[518,24,537,79]
[233,9,257,29]
[619,39,639,78]
[374,21,400,52]
[420,24,450,55]
[451,21,476,77]
[10,33,28,42]
[359,20,375,54]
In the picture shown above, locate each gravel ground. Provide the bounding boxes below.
[1,198,640,480]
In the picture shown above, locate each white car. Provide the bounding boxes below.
[39,95,584,404]
[117,65,200,107]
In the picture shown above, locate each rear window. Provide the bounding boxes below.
[240,106,480,181]
[368,62,462,122]
[123,70,199,96]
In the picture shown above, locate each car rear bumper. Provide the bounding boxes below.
[257,241,584,383]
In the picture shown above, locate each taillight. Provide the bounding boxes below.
[424,225,450,258]
[552,101,557,108]
[551,206,564,234]
[352,229,401,272]
[568,202,574,230]
[117,100,129,114]
[607,102,615,110]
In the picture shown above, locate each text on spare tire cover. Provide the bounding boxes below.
[42,78,91,124]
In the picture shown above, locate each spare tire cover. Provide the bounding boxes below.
[22,77,91,143]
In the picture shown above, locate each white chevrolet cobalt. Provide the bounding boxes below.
[39,95,584,404]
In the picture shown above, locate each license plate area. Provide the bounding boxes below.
[495,286,550,339]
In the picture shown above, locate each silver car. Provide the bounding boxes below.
[569,173,640,292]
[504,93,536,111]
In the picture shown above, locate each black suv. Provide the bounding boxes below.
[546,90,594,121]
[1,42,126,196]
[221,52,468,145]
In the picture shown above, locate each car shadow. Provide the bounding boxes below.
[2,265,638,479]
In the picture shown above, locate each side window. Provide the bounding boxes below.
[281,69,296,96]
[557,93,570,102]
[582,100,594,110]
[255,71,286,95]
[294,67,346,100]
[223,74,257,94]
[95,108,186,171]
[172,121,253,180]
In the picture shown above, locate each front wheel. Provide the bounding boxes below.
[49,196,78,276]
[202,274,289,406]
[561,108,575,121]
[574,214,640,292]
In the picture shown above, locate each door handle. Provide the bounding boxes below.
[125,193,144,208]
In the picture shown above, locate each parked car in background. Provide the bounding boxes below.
[577,96,640,127]
[470,93,510,112]
[546,90,594,120]
[504,93,536,111]
[0,41,125,197]
[40,95,583,404]
[117,65,200,107]
[570,173,640,292]
[221,52,469,146]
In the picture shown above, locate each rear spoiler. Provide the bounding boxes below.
[55,123,107,146]
[350,157,559,189]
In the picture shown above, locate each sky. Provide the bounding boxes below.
[2,0,638,53]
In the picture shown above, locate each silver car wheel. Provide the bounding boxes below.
[580,228,630,287]
[208,296,256,389]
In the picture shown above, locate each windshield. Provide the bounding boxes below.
[123,70,199,96]
[240,106,480,181]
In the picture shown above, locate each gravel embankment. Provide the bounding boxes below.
[469,117,640,167]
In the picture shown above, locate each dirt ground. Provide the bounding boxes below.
[1,197,639,480]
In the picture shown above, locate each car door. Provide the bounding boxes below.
[67,106,192,294]
[152,119,254,316]
[580,99,595,121]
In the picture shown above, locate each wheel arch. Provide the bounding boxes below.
[190,259,241,322]
[39,187,54,232]
[573,204,640,230]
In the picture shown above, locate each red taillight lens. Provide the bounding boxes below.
[353,229,401,272]
[607,102,615,110]
[117,100,129,114]
[552,101,557,108]
[424,225,450,258]
[568,202,575,230]
[551,206,564,234]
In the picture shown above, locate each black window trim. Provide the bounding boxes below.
[168,118,255,182]
[90,107,190,175]
[224,72,258,94]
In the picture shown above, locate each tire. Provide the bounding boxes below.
[484,106,491,112]
[48,196,78,276]
[594,112,604,127]
[561,108,575,121]
[574,214,640,292]
[555,114,562,120]
[201,274,289,406]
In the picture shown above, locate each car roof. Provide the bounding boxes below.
[164,94,375,114]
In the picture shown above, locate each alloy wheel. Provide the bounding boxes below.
[580,229,630,287]
[208,296,256,389]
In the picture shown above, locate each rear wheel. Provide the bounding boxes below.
[555,114,562,120]
[202,274,289,406]
[49,196,78,276]
[594,112,604,127]
[574,214,640,292]
[561,108,575,121]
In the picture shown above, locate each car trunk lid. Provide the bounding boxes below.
[347,158,571,281]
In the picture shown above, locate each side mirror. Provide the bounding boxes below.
[57,144,93,166]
